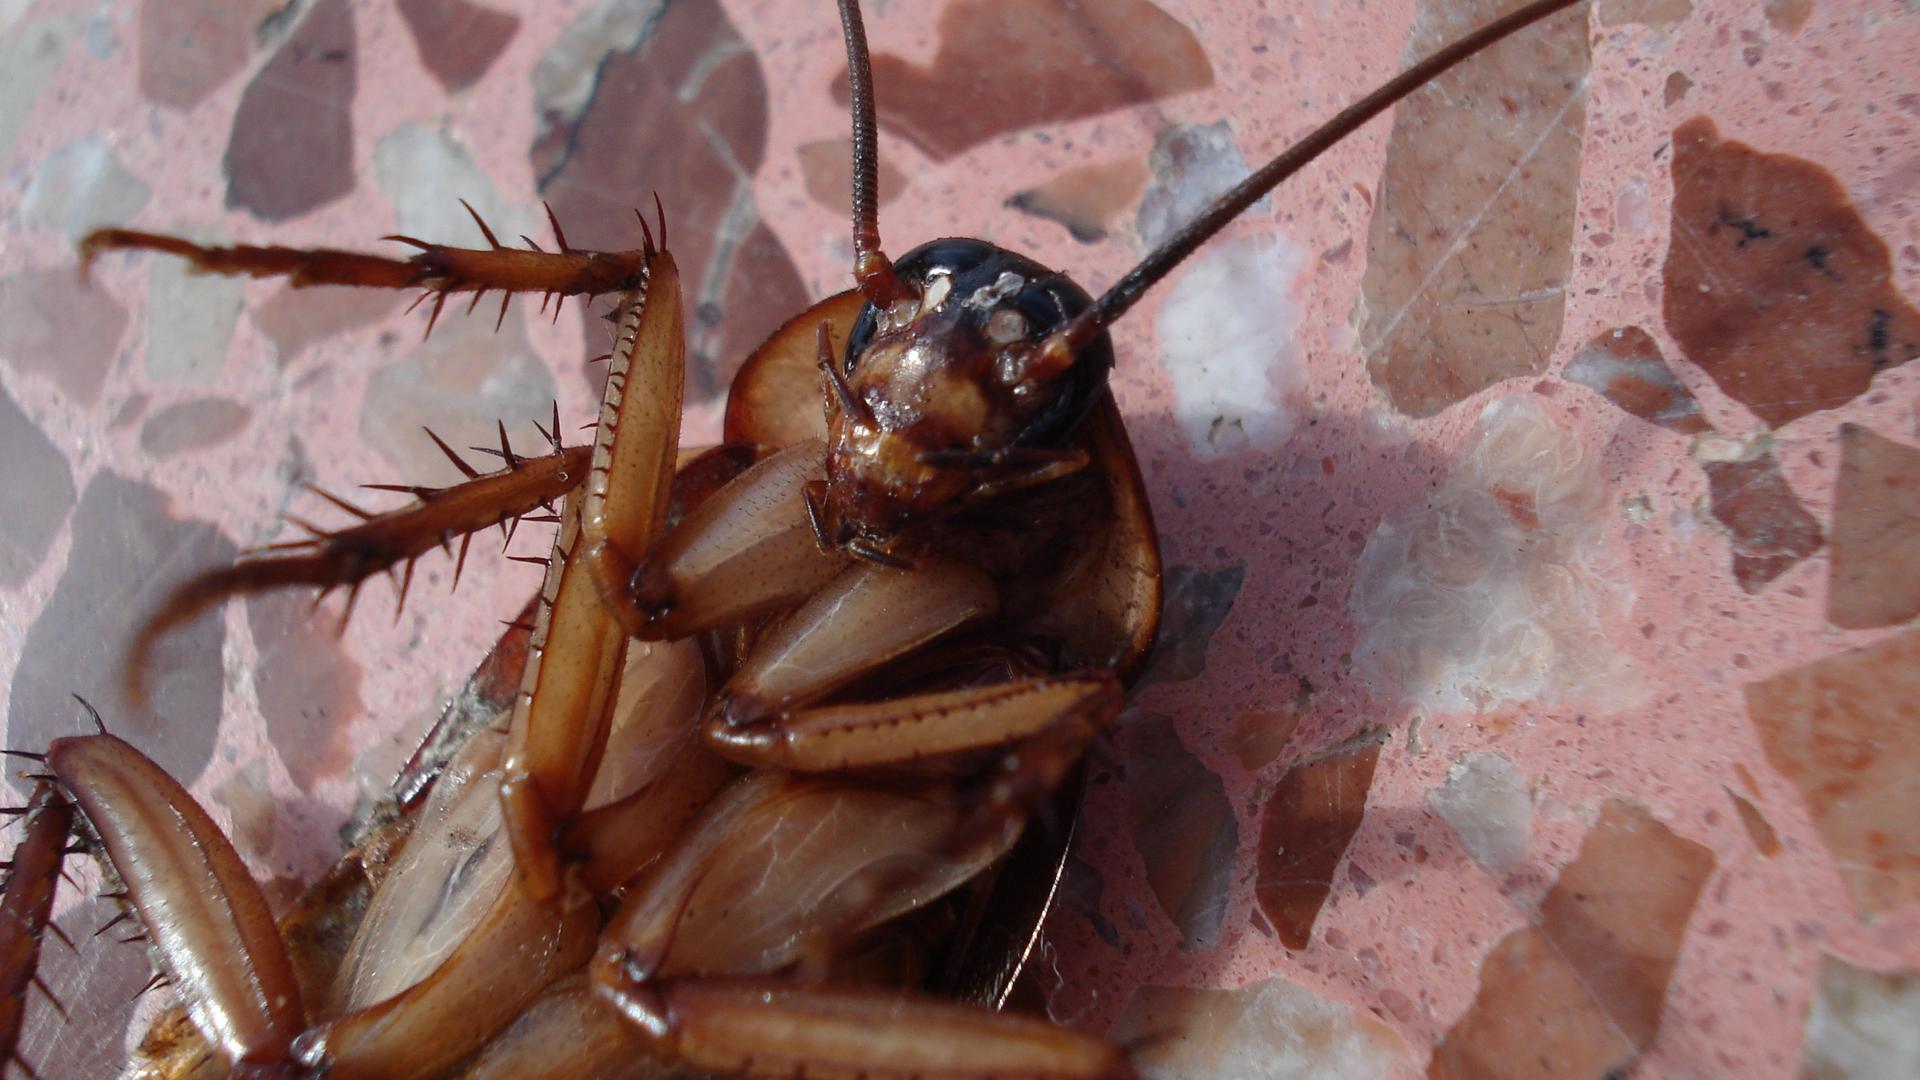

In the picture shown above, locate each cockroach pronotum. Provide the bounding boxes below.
[9,0,1843,1074]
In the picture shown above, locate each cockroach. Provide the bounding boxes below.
[0,1,1592,1076]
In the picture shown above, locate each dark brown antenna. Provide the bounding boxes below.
[1044,0,1588,360]
[838,0,914,308]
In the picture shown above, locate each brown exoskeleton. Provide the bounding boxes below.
[2,1,1587,1076]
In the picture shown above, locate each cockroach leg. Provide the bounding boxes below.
[706,672,1122,776]
[619,440,851,641]
[125,439,591,705]
[323,731,513,1020]
[79,218,653,340]
[459,974,673,1080]
[500,250,685,900]
[0,782,72,1079]
[560,736,736,896]
[618,976,1132,1080]
[44,734,304,1075]
[494,492,623,905]
[705,555,1000,728]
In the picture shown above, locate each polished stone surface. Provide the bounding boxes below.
[2,1,1917,1075]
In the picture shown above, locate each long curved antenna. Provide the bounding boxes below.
[1043,0,1588,362]
[838,0,914,307]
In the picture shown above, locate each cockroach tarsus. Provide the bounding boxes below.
[2,1,1587,1076]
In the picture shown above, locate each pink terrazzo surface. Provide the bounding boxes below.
[2,1,1919,1077]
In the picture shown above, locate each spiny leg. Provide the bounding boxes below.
[80,199,657,338]
[0,782,74,1080]
[705,672,1122,776]
[499,249,686,901]
[45,734,304,1073]
[124,425,590,706]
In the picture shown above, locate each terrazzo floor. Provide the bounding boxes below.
[2,1,1918,1076]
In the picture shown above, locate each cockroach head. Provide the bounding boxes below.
[818,0,1589,556]
[820,238,1114,546]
